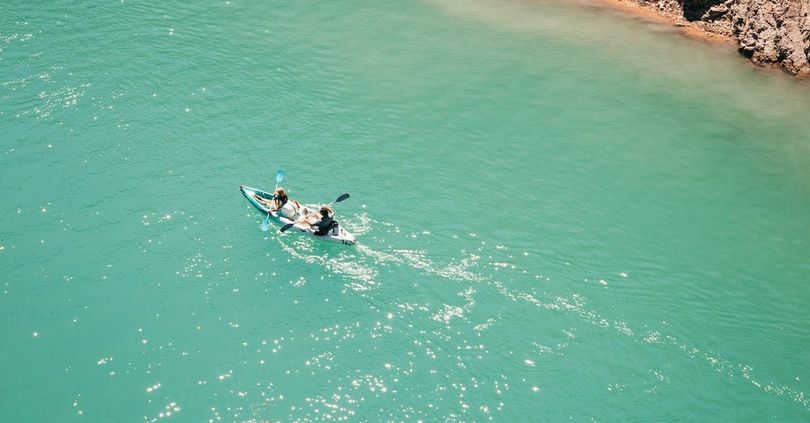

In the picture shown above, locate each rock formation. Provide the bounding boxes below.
[634,0,810,77]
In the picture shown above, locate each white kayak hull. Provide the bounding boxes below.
[240,185,357,246]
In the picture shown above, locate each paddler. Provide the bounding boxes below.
[301,205,337,236]
[254,187,288,212]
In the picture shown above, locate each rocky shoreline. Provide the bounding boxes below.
[593,0,810,78]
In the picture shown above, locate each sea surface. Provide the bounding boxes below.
[2,0,810,421]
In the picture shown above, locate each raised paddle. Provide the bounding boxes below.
[260,169,285,232]
[326,192,350,206]
[279,193,350,233]
[274,169,284,190]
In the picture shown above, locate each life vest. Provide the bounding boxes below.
[314,214,335,236]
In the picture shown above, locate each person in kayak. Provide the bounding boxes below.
[301,205,337,236]
[254,187,288,212]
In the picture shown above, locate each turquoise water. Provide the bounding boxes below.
[2,0,810,420]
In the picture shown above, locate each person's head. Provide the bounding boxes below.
[320,205,333,217]
[275,187,286,197]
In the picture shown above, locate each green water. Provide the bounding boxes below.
[2,0,810,421]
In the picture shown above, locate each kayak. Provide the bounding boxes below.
[240,185,357,246]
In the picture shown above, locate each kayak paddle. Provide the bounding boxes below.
[275,169,284,189]
[260,213,271,232]
[260,169,285,232]
[327,193,350,206]
[279,193,350,233]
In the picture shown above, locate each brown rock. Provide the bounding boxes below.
[704,4,730,20]
[731,0,810,76]
[633,0,810,77]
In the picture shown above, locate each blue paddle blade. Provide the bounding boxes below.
[260,213,271,231]
[276,169,284,184]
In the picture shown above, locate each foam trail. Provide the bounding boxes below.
[275,237,378,292]
[492,280,810,410]
[275,213,810,411]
